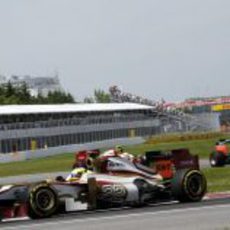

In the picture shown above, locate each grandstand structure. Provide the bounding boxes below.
[0,87,222,162]
[176,98,230,132]
[0,103,160,155]
[109,86,220,132]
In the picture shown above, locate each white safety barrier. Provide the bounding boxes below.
[0,137,145,163]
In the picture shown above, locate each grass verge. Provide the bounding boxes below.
[0,153,74,177]
[0,136,227,177]
[1,134,230,193]
[203,167,230,192]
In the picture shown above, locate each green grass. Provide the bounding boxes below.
[0,136,226,177]
[126,138,217,159]
[203,167,230,192]
[0,153,74,177]
[127,139,215,158]
[1,141,230,192]
[1,134,230,193]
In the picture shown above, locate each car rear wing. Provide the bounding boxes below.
[144,148,199,179]
[171,148,199,170]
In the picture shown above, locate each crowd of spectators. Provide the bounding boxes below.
[108,85,208,132]
[109,85,187,115]
[109,85,165,111]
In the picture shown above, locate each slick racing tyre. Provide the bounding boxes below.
[209,152,226,167]
[28,183,59,219]
[172,169,207,202]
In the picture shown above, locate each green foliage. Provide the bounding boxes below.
[0,81,75,104]
[17,82,31,104]
[5,81,15,97]
[34,92,47,104]
[94,89,111,103]
[83,89,111,103]
[46,91,75,104]
[83,97,95,103]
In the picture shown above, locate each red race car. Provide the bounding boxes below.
[209,139,230,167]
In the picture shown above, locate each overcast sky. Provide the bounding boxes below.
[0,0,230,102]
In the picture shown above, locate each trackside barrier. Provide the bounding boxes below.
[0,137,145,163]
[146,132,226,144]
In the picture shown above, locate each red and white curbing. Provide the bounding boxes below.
[204,191,230,200]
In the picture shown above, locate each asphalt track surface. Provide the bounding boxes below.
[1,198,230,230]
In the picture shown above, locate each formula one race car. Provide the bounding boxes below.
[209,139,230,167]
[0,148,206,221]
[72,149,100,169]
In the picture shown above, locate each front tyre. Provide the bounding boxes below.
[172,169,207,202]
[209,152,226,167]
[28,183,59,219]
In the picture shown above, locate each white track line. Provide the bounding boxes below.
[2,203,230,230]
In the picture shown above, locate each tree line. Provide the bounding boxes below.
[0,82,112,104]
[0,82,75,104]
[83,89,111,103]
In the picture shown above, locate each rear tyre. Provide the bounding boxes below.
[28,183,59,219]
[209,152,226,167]
[172,169,207,202]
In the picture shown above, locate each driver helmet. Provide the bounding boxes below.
[115,145,124,154]
[70,167,86,180]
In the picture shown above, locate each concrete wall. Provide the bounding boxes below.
[0,137,145,163]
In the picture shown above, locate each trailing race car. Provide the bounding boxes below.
[209,139,230,167]
[72,149,100,169]
[0,148,206,221]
